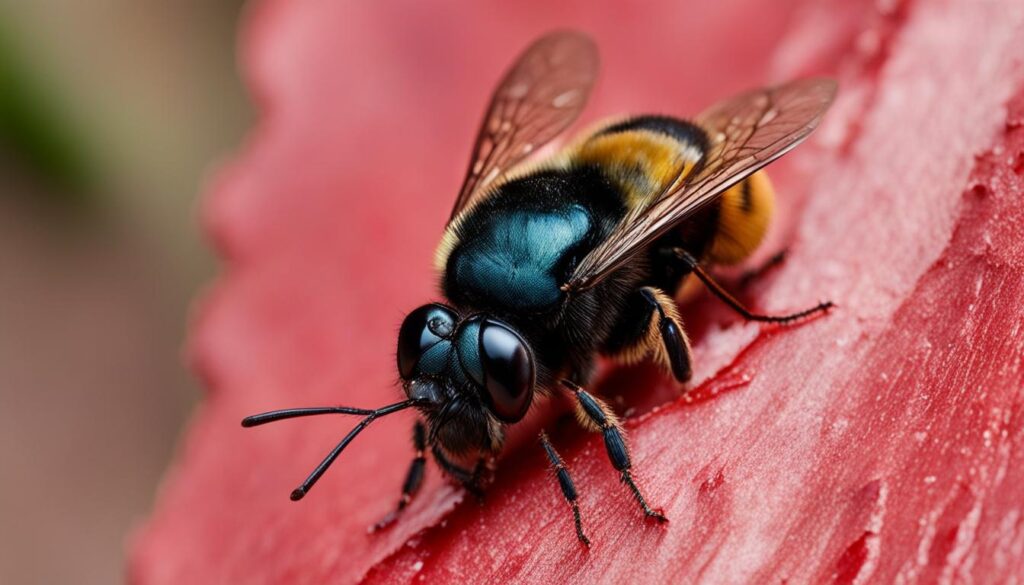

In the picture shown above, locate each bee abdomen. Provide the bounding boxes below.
[705,171,775,266]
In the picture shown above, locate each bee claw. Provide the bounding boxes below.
[647,510,669,524]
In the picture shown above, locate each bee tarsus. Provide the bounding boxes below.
[540,431,590,547]
[561,379,668,524]
[621,471,668,523]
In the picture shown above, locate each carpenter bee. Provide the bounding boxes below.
[242,31,836,546]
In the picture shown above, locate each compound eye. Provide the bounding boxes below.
[397,304,457,379]
[479,319,535,423]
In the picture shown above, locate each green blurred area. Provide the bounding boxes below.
[0,2,249,583]
[0,17,95,203]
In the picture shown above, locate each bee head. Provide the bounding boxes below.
[240,302,537,500]
[240,302,535,501]
[397,304,536,434]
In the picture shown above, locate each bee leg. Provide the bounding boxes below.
[539,431,590,546]
[430,444,488,500]
[371,421,427,532]
[605,286,692,383]
[670,247,833,323]
[639,287,693,382]
[560,379,668,523]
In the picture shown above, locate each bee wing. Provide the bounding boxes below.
[449,31,599,222]
[562,78,837,293]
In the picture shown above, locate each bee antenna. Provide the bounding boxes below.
[241,406,378,427]
[242,399,421,500]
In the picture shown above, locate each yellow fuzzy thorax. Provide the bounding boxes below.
[569,129,701,209]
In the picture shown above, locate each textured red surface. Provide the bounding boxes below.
[130,0,1024,583]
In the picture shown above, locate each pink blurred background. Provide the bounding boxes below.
[6,0,1023,582]
[0,2,248,583]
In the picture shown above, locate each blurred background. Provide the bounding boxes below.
[0,1,249,582]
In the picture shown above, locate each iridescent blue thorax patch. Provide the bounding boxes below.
[450,203,591,311]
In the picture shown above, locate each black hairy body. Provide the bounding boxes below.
[241,32,835,546]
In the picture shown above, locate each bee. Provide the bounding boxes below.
[242,31,836,546]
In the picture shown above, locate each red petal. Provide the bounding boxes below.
[130,0,1024,583]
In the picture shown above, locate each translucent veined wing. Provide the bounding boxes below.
[449,31,599,222]
[562,78,837,293]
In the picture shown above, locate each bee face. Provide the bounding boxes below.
[397,304,537,442]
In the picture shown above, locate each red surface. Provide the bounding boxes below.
[129,0,1024,583]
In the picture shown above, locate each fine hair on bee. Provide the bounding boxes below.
[242,30,837,547]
